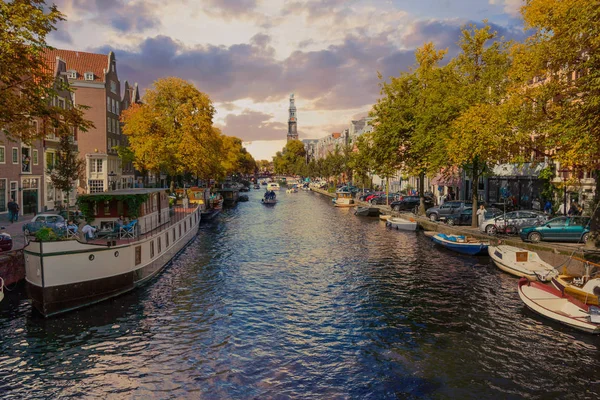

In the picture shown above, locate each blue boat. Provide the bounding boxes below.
[425,232,489,256]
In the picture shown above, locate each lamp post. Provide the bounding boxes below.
[558,168,569,215]
[108,171,117,191]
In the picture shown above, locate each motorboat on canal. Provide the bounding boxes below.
[386,216,418,231]
[488,245,558,282]
[262,190,277,205]
[518,277,600,334]
[215,182,240,206]
[354,206,380,217]
[24,188,202,317]
[333,191,355,207]
[268,182,280,191]
[379,214,392,221]
[424,231,490,256]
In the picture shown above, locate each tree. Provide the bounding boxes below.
[272,139,306,175]
[48,133,84,212]
[1,0,66,142]
[446,23,512,227]
[350,135,374,191]
[508,0,600,247]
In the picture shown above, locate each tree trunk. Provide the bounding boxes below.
[419,172,425,215]
[471,159,480,228]
[384,177,388,206]
[585,169,600,250]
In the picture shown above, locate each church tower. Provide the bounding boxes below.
[287,93,298,141]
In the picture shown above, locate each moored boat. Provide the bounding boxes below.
[379,214,391,221]
[386,217,418,231]
[518,277,600,334]
[268,182,280,191]
[488,245,557,281]
[425,231,489,256]
[24,188,201,317]
[551,274,600,306]
[354,206,380,217]
[334,191,354,207]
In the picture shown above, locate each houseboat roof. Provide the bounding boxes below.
[83,188,167,197]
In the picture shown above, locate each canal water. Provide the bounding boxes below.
[1,189,599,399]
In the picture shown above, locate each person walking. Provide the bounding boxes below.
[532,197,541,211]
[544,200,552,215]
[557,202,566,216]
[7,199,19,223]
[476,204,486,227]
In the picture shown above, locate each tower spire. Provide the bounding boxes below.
[287,93,298,141]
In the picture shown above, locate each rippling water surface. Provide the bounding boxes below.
[1,189,599,399]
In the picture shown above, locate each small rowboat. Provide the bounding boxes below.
[424,232,489,256]
[518,277,600,334]
[354,206,380,217]
[551,275,600,306]
[379,214,392,221]
[488,245,558,282]
[386,217,417,231]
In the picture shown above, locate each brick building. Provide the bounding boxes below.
[43,49,128,193]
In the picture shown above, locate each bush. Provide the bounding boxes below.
[35,227,60,242]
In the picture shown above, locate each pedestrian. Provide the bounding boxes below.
[568,202,577,216]
[476,204,487,226]
[544,200,552,215]
[532,197,541,211]
[577,203,584,216]
[7,198,19,223]
[557,202,566,216]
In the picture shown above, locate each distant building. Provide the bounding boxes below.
[287,93,298,141]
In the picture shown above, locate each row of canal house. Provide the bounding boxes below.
[304,116,595,210]
[0,49,141,218]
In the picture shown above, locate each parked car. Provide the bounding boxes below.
[445,207,503,226]
[520,216,591,243]
[425,201,471,222]
[365,192,385,203]
[390,196,434,212]
[22,214,66,236]
[370,194,398,205]
[479,210,549,235]
[357,191,374,201]
[0,228,12,251]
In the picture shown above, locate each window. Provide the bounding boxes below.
[84,72,94,80]
[33,150,38,165]
[158,237,162,254]
[96,159,103,172]
[107,117,112,133]
[166,232,169,247]
[135,246,141,265]
[150,241,155,258]
[67,70,77,79]
[110,81,117,94]
[89,179,104,193]
[12,148,18,164]
[0,179,6,212]
[179,225,181,237]
[547,217,568,227]
[116,102,119,115]
[46,152,55,170]
[0,146,4,163]
[107,96,110,111]
[112,98,115,114]
[172,229,175,242]
[104,200,110,215]
[58,98,65,109]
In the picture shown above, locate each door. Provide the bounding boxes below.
[22,190,38,215]
[545,217,568,240]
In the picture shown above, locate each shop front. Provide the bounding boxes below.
[21,177,41,215]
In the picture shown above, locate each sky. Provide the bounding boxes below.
[47,0,527,161]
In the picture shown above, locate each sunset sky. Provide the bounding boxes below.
[47,0,527,161]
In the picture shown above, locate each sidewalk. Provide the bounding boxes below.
[0,213,34,251]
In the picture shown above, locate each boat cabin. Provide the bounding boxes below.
[77,188,170,235]
[175,187,211,210]
[336,191,353,200]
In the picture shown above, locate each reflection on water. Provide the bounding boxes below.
[1,189,599,398]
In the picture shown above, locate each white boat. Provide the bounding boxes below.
[518,278,600,334]
[24,188,201,317]
[379,214,392,221]
[334,191,355,207]
[268,182,280,191]
[386,217,418,231]
[488,245,557,281]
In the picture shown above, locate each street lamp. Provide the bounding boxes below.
[108,171,117,191]
[558,168,569,215]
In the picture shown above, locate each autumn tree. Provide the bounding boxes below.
[0,0,67,142]
[272,139,306,175]
[48,133,84,212]
[446,23,512,227]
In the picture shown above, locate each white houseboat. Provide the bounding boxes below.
[24,188,201,317]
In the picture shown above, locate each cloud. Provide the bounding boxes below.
[53,0,161,32]
[216,109,288,141]
[489,0,524,18]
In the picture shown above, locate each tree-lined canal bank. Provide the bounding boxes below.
[1,189,599,398]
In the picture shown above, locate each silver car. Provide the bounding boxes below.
[479,210,549,235]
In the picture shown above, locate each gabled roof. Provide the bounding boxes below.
[43,49,110,82]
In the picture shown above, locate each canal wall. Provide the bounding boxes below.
[309,187,591,276]
[0,250,25,286]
